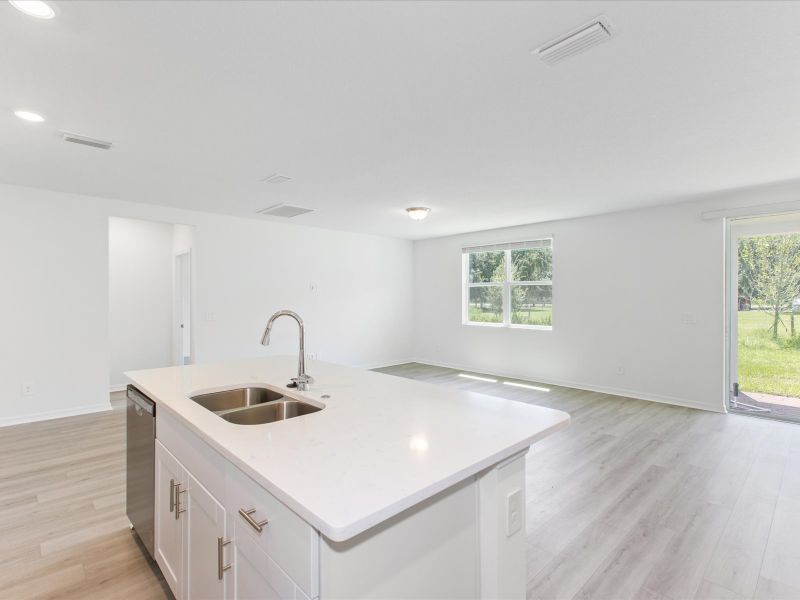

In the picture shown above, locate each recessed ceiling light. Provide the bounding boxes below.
[406,207,431,221]
[8,0,55,19]
[14,109,45,123]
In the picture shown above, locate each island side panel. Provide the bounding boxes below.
[319,477,479,599]
[477,451,527,600]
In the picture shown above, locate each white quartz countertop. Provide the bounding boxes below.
[126,356,569,542]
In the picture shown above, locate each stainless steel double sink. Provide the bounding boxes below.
[190,387,322,425]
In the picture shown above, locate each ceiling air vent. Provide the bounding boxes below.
[262,173,292,184]
[534,17,613,65]
[61,131,113,150]
[257,203,314,218]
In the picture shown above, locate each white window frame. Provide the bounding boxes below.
[462,238,553,330]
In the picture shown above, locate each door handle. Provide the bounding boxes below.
[217,537,231,580]
[174,482,186,520]
[238,508,269,533]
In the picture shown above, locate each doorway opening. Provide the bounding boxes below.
[728,213,800,423]
[108,217,195,393]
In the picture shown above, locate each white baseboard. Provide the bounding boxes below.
[410,358,721,413]
[0,402,114,428]
[109,383,128,393]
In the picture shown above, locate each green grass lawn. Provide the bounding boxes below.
[512,307,552,326]
[468,305,503,323]
[738,309,800,398]
[468,305,552,326]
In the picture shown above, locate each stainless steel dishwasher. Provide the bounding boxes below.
[126,385,156,558]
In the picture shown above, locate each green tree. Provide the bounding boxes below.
[737,237,761,303]
[511,248,552,282]
[468,251,504,318]
[739,235,800,338]
[469,251,504,283]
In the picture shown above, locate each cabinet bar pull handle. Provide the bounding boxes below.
[174,483,187,520]
[217,537,231,580]
[169,479,176,513]
[239,507,269,533]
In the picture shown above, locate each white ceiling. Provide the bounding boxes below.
[2,1,800,239]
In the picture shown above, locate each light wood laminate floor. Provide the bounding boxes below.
[0,393,170,600]
[375,364,800,600]
[1,365,798,599]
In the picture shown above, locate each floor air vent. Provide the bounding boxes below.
[257,204,314,218]
[534,17,613,65]
[61,131,113,150]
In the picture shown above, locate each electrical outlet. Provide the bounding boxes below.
[506,488,522,537]
[21,383,35,396]
[616,366,625,376]
[681,313,697,325]
[309,283,318,292]
[205,312,217,322]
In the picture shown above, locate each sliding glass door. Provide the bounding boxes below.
[728,214,800,422]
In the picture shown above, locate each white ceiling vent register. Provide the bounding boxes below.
[262,173,292,184]
[61,131,113,150]
[257,203,314,218]
[534,17,613,65]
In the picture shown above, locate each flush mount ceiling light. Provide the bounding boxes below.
[14,109,45,122]
[8,0,55,19]
[406,207,431,221]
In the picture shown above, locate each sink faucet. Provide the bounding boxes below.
[261,310,314,391]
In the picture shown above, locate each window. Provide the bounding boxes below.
[463,239,553,329]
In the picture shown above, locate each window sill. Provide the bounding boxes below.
[463,321,552,331]
[509,324,552,331]
[463,321,505,328]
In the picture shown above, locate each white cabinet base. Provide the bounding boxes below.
[156,411,529,600]
[320,453,527,600]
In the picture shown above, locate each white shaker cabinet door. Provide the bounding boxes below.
[184,470,230,600]
[234,528,297,600]
[155,440,184,598]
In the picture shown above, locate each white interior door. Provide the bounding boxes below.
[174,251,192,365]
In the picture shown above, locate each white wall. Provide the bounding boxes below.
[108,217,175,388]
[3,176,799,424]
[0,183,413,426]
[0,192,110,424]
[413,181,800,413]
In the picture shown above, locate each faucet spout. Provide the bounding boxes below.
[260,310,313,390]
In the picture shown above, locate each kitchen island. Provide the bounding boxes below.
[127,356,569,599]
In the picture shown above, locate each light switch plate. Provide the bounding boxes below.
[506,488,522,537]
